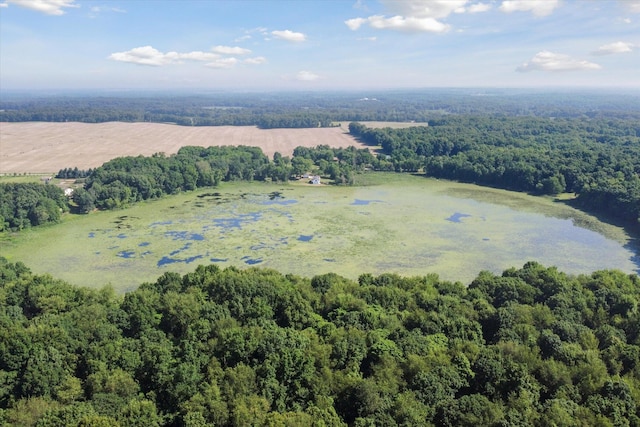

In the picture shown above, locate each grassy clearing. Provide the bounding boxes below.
[1,174,637,292]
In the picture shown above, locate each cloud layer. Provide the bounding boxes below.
[271,30,306,42]
[517,51,601,72]
[591,41,635,55]
[108,45,262,69]
[5,0,78,15]
[345,0,563,33]
[499,0,560,17]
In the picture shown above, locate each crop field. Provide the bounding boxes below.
[0,122,369,174]
[2,173,637,292]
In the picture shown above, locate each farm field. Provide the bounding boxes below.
[2,173,637,292]
[0,121,369,174]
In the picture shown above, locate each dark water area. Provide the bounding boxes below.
[157,254,204,267]
[447,212,472,223]
[351,199,383,206]
[169,243,191,256]
[241,255,263,265]
[213,212,262,230]
[116,233,128,239]
[165,231,205,241]
[298,235,313,242]
[117,250,135,259]
[210,258,228,262]
[139,242,150,247]
[88,232,95,238]
[263,199,298,206]
[151,220,174,227]
[323,258,336,262]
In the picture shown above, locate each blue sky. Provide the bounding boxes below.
[1,0,639,90]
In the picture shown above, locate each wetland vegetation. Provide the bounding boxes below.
[2,174,638,292]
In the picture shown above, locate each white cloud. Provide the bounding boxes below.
[271,30,307,42]
[89,5,126,17]
[244,56,267,65]
[622,1,640,13]
[499,0,560,17]
[0,3,8,8]
[212,46,251,55]
[468,3,492,13]
[379,0,468,19]
[516,51,601,72]
[108,46,220,66]
[592,41,635,55]
[205,58,238,69]
[345,17,367,31]
[6,0,78,15]
[296,71,320,81]
[362,15,450,33]
[346,0,480,33]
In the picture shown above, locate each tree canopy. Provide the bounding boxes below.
[1,257,639,426]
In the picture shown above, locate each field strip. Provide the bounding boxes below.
[0,122,367,174]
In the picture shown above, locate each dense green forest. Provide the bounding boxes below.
[0,257,638,426]
[0,183,69,231]
[2,90,639,127]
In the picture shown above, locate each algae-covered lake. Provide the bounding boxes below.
[2,174,638,292]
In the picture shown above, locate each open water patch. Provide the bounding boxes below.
[157,255,204,267]
[298,235,314,242]
[241,255,263,265]
[263,199,298,206]
[212,212,262,230]
[164,231,205,241]
[210,258,228,263]
[117,250,135,259]
[150,220,174,227]
[447,212,472,223]
[139,242,150,247]
[351,199,383,206]
[169,243,192,256]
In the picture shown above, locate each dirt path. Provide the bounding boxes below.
[0,122,367,174]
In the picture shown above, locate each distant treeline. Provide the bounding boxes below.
[349,116,640,225]
[2,90,639,128]
[56,167,93,179]
[1,257,639,426]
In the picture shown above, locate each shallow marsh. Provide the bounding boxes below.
[2,174,638,292]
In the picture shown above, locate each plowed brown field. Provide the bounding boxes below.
[0,122,368,174]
